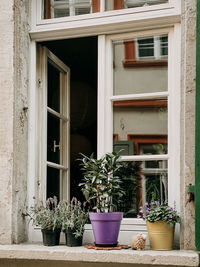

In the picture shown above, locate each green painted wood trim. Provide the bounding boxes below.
[195,0,200,251]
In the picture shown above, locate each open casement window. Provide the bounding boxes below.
[36,46,70,202]
[106,31,169,218]
[43,0,100,19]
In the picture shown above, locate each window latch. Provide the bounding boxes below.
[53,140,60,152]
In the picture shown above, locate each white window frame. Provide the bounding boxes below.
[28,0,181,242]
[101,26,180,209]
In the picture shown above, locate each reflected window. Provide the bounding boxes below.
[43,0,100,19]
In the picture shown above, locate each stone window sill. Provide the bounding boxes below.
[0,244,199,266]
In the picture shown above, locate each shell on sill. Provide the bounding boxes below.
[130,233,146,251]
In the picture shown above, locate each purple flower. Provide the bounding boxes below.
[146,208,150,214]
[169,214,172,219]
[151,201,155,205]
[155,201,160,205]
[145,202,149,206]
[143,215,146,218]
[170,207,173,211]
[137,215,141,218]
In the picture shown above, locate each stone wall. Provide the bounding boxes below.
[0,0,30,244]
[180,0,196,249]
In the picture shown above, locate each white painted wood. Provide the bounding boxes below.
[27,41,37,243]
[167,24,181,212]
[97,35,106,158]
[30,4,180,41]
[46,161,68,171]
[121,155,169,161]
[110,91,168,101]
[47,106,68,121]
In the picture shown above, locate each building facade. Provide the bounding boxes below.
[0,0,199,266]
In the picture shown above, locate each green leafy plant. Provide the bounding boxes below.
[59,197,89,238]
[79,151,124,212]
[137,201,180,225]
[28,196,62,230]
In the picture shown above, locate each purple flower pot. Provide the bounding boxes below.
[89,212,123,246]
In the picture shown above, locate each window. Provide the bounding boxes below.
[29,0,181,242]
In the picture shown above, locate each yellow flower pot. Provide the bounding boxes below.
[146,221,175,250]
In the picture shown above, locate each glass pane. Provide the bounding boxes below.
[114,160,168,218]
[47,113,60,164]
[113,35,168,95]
[43,0,93,19]
[47,167,60,199]
[113,104,168,156]
[47,61,60,112]
[105,0,168,11]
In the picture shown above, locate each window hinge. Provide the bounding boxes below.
[38,78,42,88]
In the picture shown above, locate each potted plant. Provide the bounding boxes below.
[28,196,61,246]
[59,197,89,246]
[79,152,124,247]
[138,201,180,250]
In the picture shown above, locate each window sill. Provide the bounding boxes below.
[0,244,199,266]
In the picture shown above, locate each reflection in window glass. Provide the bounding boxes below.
[114,160,168,217]
[43,0,94,19]
[113,104,168,156]
[142,160,168,205]
[47,113,60,164]
[47,166,60,199]
[47,61,60,112]
[113,35,168,95]
[105,0,168,11]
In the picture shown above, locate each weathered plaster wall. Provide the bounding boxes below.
[0,0,30,244]
[12,0,30,243]
[180,0,196,249]
[0,0,15,245]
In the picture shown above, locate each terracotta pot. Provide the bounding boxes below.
[146,221,175,250]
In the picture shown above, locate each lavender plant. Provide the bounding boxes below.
[79,152,124,212]
[137,201,180,226]
[59,197,89,238]
[28,196,62,230]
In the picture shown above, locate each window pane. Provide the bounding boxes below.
[43,0,93,19]
[47,113,60,164]
[114,160,168,218]
[138,37,154,58]
[47,167,60,199]
[113,104,168,155]
[47,61,60,112]
[105,0,168,11]
[113,35,168,95]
